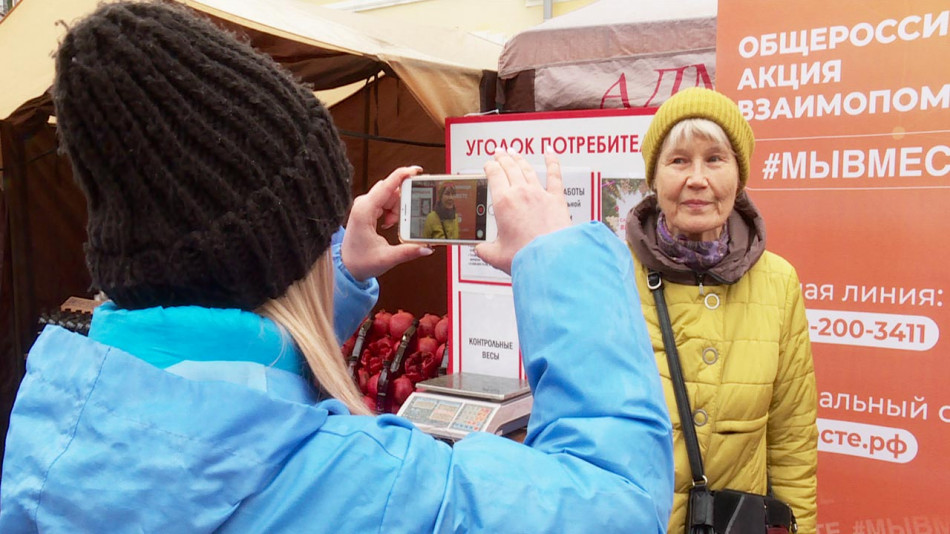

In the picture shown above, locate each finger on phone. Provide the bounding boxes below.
[513,152,539,185]
[484,158,510,196]
[494,149,529,184]
[380,202,399,229]
[369,166,421,206]
[543,153,564,197]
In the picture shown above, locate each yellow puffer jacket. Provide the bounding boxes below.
[422,210,460,240]
[626,193,818,533]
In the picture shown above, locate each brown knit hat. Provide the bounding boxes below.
[641,87,755,190]
[52,1,353,311]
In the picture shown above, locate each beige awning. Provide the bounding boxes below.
[0,0,501,126]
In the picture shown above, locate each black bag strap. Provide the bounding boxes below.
[648,269,707,487]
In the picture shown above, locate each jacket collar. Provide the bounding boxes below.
[625,191,767,285]
[88,302,304,374]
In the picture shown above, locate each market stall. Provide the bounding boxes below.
[0,0,500,463]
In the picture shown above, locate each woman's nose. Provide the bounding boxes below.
[685,162,708,186]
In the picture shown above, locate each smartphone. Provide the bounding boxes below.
[399,174,496,245]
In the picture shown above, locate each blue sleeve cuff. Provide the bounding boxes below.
[332,228,379,344]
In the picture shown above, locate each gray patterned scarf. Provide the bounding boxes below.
[656,213,730,272]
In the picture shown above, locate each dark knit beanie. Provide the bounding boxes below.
[52,1,353,311]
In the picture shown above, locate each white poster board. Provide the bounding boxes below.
[446,109,655,378]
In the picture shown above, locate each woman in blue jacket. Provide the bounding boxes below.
[0,3,673,532]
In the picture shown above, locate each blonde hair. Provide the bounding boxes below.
[258,251,372,415]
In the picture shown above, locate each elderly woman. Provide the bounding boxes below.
[422,182,461,239]
[626,88,818,533]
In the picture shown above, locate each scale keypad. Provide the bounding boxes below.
[450,404,495,432]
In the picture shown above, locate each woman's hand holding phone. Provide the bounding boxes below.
[475,151,571,275]
[342,166,434,282]
[398,174,493,245]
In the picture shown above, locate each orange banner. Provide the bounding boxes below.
[717,1,948,531]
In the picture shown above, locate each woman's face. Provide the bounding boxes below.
[653,130,739,241]
[440,187,456,209]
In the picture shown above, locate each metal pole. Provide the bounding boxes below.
[543,0,552,20]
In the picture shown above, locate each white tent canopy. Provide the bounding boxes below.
[496,0,717,111]
[0,0,502,126]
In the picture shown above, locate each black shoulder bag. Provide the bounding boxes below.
[647,270,798,534]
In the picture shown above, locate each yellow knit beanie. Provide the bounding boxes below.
[641,88,755,190]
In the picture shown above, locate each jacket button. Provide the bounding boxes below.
[704,293,720,310]
[692,409,708,426]
[702,347,719,365]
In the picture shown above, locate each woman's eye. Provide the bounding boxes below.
[671,157,688,164]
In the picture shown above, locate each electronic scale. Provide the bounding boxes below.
[396,372,533,443]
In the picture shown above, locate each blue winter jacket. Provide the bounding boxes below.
[0,222,673,533]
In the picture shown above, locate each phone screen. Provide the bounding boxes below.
[401,175,492,244]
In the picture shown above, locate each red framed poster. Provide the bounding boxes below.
[445,108,655,379]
